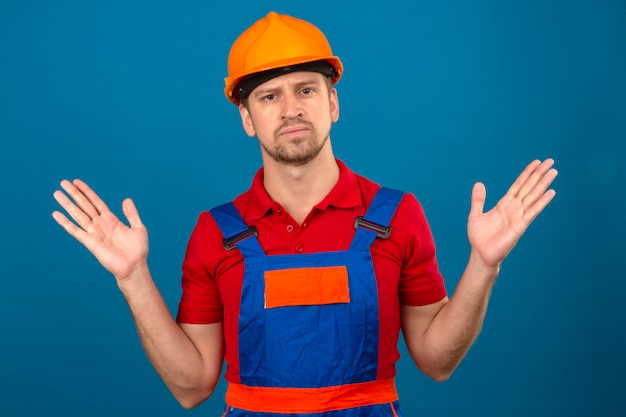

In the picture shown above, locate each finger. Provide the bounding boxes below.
[516,159,555,201]
[523,188,557,224]
[72,179,112,216]
[59,180,100,220]
[53,188,94,231]
[122,198,145,229]
[521,167,558,209]
[506,159,542,198]
[469,182,486,218]
[51,210,88,245]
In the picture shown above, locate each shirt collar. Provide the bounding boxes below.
[246,168,274,220]
[246,159,362,221]
[314,159,361,211]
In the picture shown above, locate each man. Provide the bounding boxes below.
[52,11,558,416]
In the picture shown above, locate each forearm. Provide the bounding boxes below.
[116,263,221,407]
[404,159,557,381]
[52,180,222,407]
[404,251,499,381]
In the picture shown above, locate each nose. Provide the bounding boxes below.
[281,92,304,119]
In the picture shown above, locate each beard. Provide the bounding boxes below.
[261,118,330,167]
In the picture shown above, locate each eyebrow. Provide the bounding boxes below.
[252,78,321,98]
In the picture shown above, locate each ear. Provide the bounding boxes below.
[329,88,340,123]
[239,104,256,137]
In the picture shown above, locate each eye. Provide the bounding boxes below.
[263,93,276,102]
[300,88,314,95]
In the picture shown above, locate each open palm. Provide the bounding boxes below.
[53,179,149,281]
[467,159,557,268]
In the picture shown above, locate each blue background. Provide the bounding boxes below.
[1,1,625,415]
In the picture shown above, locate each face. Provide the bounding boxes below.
[239,71,339,167]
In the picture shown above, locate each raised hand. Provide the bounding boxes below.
[468,159,558,269]
[52,180,149,281]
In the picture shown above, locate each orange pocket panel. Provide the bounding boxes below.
[264,266,350,309]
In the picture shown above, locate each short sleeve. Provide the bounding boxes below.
[396,194,447,306]
[176,212,225,324]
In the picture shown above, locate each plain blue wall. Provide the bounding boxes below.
[1,1,625,416]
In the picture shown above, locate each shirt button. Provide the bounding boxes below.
[275,209,282,216]
[295,244,303,253]
[286,224,294,232]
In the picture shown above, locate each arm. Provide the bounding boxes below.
[401,159,558,381]
[52,179,223,408]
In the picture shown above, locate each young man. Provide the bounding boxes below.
[52,11,558,416]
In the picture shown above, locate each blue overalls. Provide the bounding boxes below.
[210,187,405,417]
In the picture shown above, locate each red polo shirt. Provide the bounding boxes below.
[176,160,447,382]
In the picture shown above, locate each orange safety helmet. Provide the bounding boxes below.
[224,11,344,105]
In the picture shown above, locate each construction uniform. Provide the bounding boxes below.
[177,160,447,416]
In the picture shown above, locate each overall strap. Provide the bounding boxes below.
[350,187,405,251]
[210,202,264,257]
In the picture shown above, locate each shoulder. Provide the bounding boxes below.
[186,211,227,253]
[393,192,433,238]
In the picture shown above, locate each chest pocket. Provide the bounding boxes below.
[264,265,349,309]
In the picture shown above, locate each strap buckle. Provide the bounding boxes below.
[223,226,258,250]
[354,216,392,239]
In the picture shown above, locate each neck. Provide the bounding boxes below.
[262,145,339,224]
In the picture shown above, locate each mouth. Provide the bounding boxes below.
[278,125,310,137]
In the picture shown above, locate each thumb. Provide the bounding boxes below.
[469,182,486,218]
[122,198,144,229]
